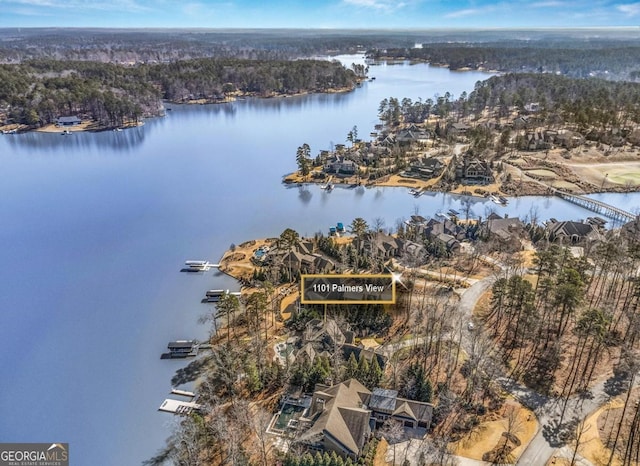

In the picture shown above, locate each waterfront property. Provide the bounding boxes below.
[275,379,433,460]
[55,116,82,126]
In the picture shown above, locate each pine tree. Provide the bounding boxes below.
[368,355,384,388]
[357,353,370,384]
[345,352,359,380]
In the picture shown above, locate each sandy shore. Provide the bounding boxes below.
[34,120,143,133]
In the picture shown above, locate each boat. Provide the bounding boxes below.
[448,209,460,217]
[408,189,418,195]
[435,210,446,219]
[61,129,72,135]
[113,128,123,132]
[499,196,509,205]
[413,189,424,197]
[489,195,504,206]
[325,184,333,192]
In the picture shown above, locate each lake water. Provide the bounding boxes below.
[0,55,636,465]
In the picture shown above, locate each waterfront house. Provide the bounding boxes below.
[404,157,444,180]
[396,126,431,145]
[324,156,358,175]
[480,216,526,251]
[362,233,401,259]
[423,218,466,241]
[455,157,493,185]
[296,379,433,459]
[554,131,585,149]
[482,216,526,240]
[55,116,82,127]
[298,379,372,459]
[545,220,598,244]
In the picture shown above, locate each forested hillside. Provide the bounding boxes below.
[0,58,357,128]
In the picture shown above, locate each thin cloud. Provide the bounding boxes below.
[530,1,567,7]
[444,8,483,18]
[3,0,151,12]
[617,2,640,15]
[343,0,407,12]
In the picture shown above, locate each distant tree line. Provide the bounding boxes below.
[372,42,640,79]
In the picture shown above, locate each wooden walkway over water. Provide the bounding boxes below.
[552,189,635,224]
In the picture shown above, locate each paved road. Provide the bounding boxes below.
[384,260,637,466]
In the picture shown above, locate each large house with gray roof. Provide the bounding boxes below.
[295,379,433,459]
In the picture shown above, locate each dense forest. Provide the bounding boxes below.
[0,58,358,127]
[469,73,640,127]
[372,42,640,79]
[3,28,640,64]
[369,73,640,132]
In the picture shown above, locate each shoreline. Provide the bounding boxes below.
[164,81,361,106]
[282,172,639,198]
[0,83,361,135]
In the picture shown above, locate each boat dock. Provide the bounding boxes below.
[204,289,241,302]
[161,340,200,359]
[171,389,196,398]
[182,260,220,272]
[158,398,202,415]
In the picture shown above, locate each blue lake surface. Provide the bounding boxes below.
[0,55,637,465]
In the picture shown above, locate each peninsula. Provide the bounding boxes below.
[286,73,640,197]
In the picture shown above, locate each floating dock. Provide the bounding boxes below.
[182,260,220,272]
[205,289,241,302]
[158,398,202,415]
[171,389,196,398]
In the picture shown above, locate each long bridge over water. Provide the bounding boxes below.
[552,189,636,224]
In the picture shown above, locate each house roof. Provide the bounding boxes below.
[369,388,398,412]
[485,218,525,240]
[301,379,372,456]
[369,388,433,422]
[168,340,195,349]
[57,116,81,123]
[451,122,471,131]
[548,221,595,238]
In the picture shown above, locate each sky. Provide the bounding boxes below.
[1,0,640,29]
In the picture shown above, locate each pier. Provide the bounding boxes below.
[552,189,636,224]
[158,398,202,415]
